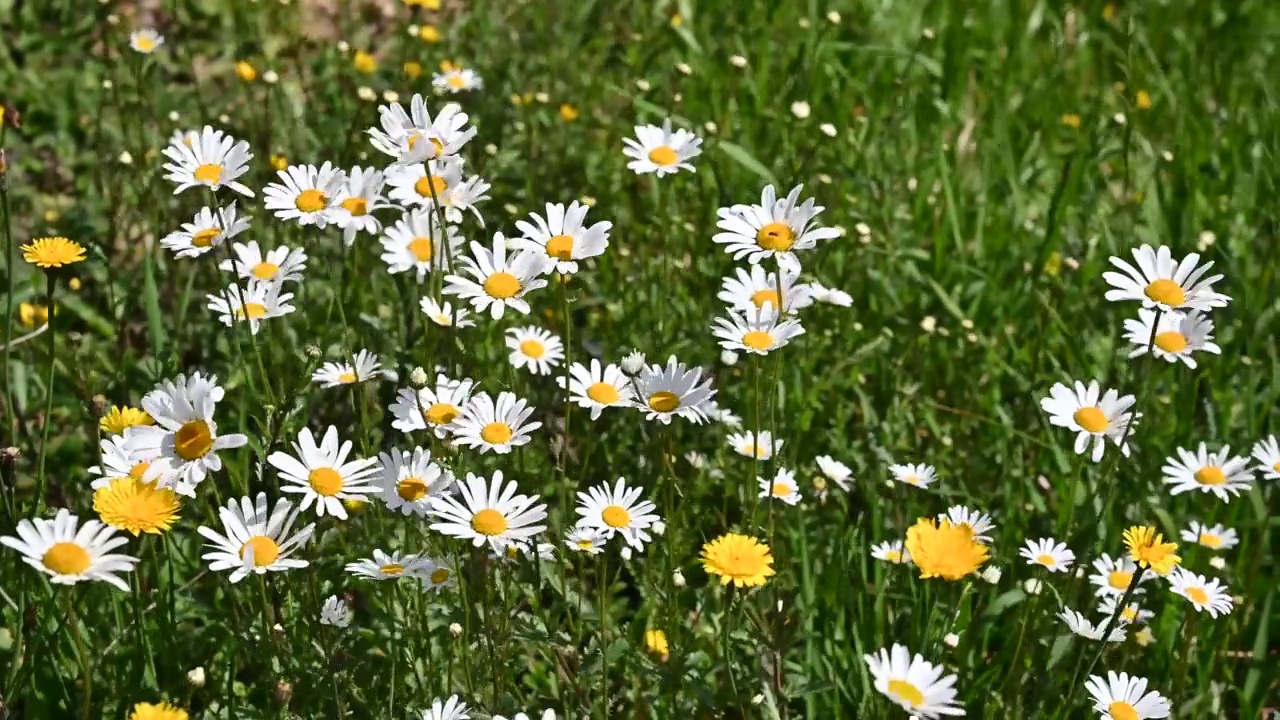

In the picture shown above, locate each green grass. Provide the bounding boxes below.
[1,0,1277,717]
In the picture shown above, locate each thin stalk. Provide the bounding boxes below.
[63,592,93,720]
[1060,565,1146,715]
[1,165,17,445]
[32,273,58,513]
[598,552,610,720]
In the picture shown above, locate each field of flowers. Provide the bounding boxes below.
[0,1,1276,718]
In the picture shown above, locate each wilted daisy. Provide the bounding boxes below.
[1,509,138,591]
[622,118,702,176]
[1089,554,1151,597]
[389,375,475,438]
[1180,521,1238,550]
[207,279,296,334]
[1084,671,1171,720]
[815,455,853,491]
[89,435,168,489]
[871,540,912,564]
[197,493,315,583]
[218,241,307,283]
[312,349,383,388]
[712,184,840,274]
[385,158,465,210]
[345,549,426,580]
[632,355,716,424]
[332,166,392,245]
[1168,568,1234,617]
[1019,538,1075,572]
[93,477,181,536]
[375,447,454,516]
[1161,443,1253,501]
[711,303,805,355]
[1059,609,1126,642]
[417,558,458,592]
[320,595,353,628]
[905,518,989,581]
[418,695,471,720]
[564,527,607,555]
[452,391,541,455]
[421,296,476,328]
[269,426,379,519]
[125,372,247,494]
[433,66,483,93]
[380,210,465,281]
[1040,380,1139,462]
[863,644,965,719]
[161,204,250,258]
[1123,525,1181,576]
[938,506,995,543]
[889,462,937,489]
[1123,309,1220,368]
[558,359,635,420]
[506,326,564,375]
[100,405,153,436]
[575,477,660,550]
[162,126,254,197]
[1097,596,1154,626]
[1252,435,1280,480]
[444,235,554,320]
[727,430,782,460]
[263,162,346,228]
[429,470,548,551]
[513,201,612,274]
[701,533,774,587]
[129,29,164,53]
[1103,244,1230,313]
[368,96,477,165]
[717,264,814,314]
[758,468,802,505]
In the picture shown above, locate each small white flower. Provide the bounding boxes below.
[790,101,811,119]
[816,455,853,491]
[1040,380,1140,463]
[312,349,383,388]
[889,463,936,489]
[758,468,801,505]
[452,391,542,455]
[1019,538,1075,572]
[870,540,912,565]
[505,326,564,375]
[728,430,783,460]
[621,119,702,176]
[1059,609,1126,642]
[268,426,379,519]
[320,595,353,628]
[1123,309,1220,368]
[421,296,476,328]
[1103,244,1230,313]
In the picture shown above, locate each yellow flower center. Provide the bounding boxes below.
[648,391,680,413]
[1036,553,1057,567]
[771,482,792,497]
[42,542,91,575]
[1121,607,1138,622]
[193,163,223,183]
[397,477,429,502]
[884,550,902,562]
[647,145,678,166]
[192,228,221,248]
[1144,279,1186,307]
[341,197,368,216]
[755,222,796,251]
[742,330,774,351]
[483,272,522,299]
[546,234,574,260]
[1198,532,1222,548]
[408,237,434,262]
[1194,466,1226,485]
[135,37,155,52]
[1108,701,1139,720]
[308,467,344,496]
[174,420,214,461]
[1072,406,1109,433]
[237,303,269,320]
[430,567,450,584]
[743,443,766,458]
[577,539,594,550]
[887,679,924,708]
[295,189,329,213]
[1108,570,1133,591]
[240,536,280,567]
[470,508,507,536]
[425,403,458,425]
[1185,586,1209,605]
[128,461,151,481]
[337,371,357,384]
[520,339,545,359]
[251,262,280,280]
[750,289,780,309]
[1154,331,1188,353]
[586,382,620,404]
[601,505,631,528]
[480,422,513,445]
[414,175,448,197]
[380,563,405,576]
[447,75,467,88]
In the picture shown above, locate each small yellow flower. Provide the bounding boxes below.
[129,701,189,720]
[905,518,989,581]
[404,61,423,79]
[1102,4,1117,21]
[235,61,257,82]
[405,0,441,7]
[100,406,154,435]
[22,236,86,268]
[670,13,684,27]
[1123,525,1180,576]
[94,477,181,536]
[419,25,441,43]
[271,154,289,172]
[644,629,669,661]
[353,50,377,74]
[68,277,82,291]
[1043,251,1062,277]
[559,104,579,122]
[1135,90,1152,110]
[18,302,50,328]
[1061,113,1081,129]
[701,533,775,588]
[439,59,456,72]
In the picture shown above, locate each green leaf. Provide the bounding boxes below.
[142,255,166,355]
[717,140,780,187]
[982,589,1027,619]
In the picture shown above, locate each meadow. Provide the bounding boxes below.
[0,0,1277,718]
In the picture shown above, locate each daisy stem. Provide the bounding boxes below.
[1061,564,1145,715]
[598,551,610,720]
[1172,608,1198,692]
[388,581,399,716]
[721,585,741,704]
[0,166,16,448]
[1000,583,1043,703]
[483,556,501,704]
[62,591,93,720]
[32,273,57,514]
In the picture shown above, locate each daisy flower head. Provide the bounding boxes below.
[565,527,607,555]
[938,506,995,544]
[811,281,853,307]
[312,349,384,388]
[1252,435,1280,480]
[93,476,181,536]
[558,359,635,420]
[1019,537,1075,572]
[419,695,471,720]
[444,235,554,319]
[1123,309,1220,368]
[217,240,306,283]
[100,405,153,435]
[421,296,476,328]
[88,435,168,489]
[1,509,138,591]
[1168,567,1233,617]
[128,701,187,720]
[1103,244,1230,313]
[129,29,164,54]
[433,66,483,93]
[1180,521,1238,550]
[21,237,86,269]
[345,549,426,580]
[417,558,458,592]
[1097,596,1154,626]
[320,595,353,628]
[1059,609,1126,642]
[758,468,802,505]
[712,184,839,274]
[452,391,541,455]
[889,462,937,489]
[380,210,465,282]
[711,303,805,355]
[374,446,454,516]
[701,533,775,587]
[368,96,477,165]
[863,644,965,719]
[332,166,392,245]
[207,279,296,334]
[717,264,815,315]
[161,204,251,258]
[506,326,564,375]
[622,118,702,176]
[428,470,548,551]
[1084,671,1171,720]
[262,162,346,228]
[513,200,612,274]
[494,712,556,720]
[386,158,466,211]
[198,493,314,583]
[631,355,717,424]
[1040,380,1139,462]
[1161,443,1253,501]
[494,541,556,564]
[1089,554,1152,598]
[575,477,661,550]
[816,455,853,491]
[1123,525,1181,576]
[125,372,248,494]
[905,517,989,581]
[728,430,783,460]
[871,540,912,564]
[162,125,254,197]
[268,426,379,519]
[389,375,475,438]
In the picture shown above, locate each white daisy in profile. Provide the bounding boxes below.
[706,401,742,429]
[0,509,138,591]
[564,527,607,555]
[197,493,315,584]
[418,695,471,720]
[1103,244,1230,313]
[506,326,564,375]
[389,375,475,438]
[1089,554,1151,598]
[345,549,426,581]
[129,29,164,54]
[375,446,454,517]
[888,463,936,489]
[263,162,346,228]
[1252,435,1280,480]
[1161,443,1253,502]
[494,712,556,720]
[168,128,199,148]
[218,241,307,284]
[495,541,556,563]
[727,430,783,460]
[870,540,912,565]
[162,125,255,197]
[268,426,379,520]
[124,372,247,495]
[863,644,965,719]
[1097,596,1154,626]
[1123,309,1220,368]
[380,210,465,282]
[1040,380,1139,463]
[443,235,554,319]
[758,468,802,506]
[161,204,250,258]
[429,470,548,551]
[416,558,458,592]
[421,296,476,328]
[712,184,840,274]
[207,279,295,334]
[938,506,995,544]
[513,201,612,274]
[558,360,634,420]
[816,455,853,491]
[631,355,716,424]
[433,67,484,93]
[88,435,168,489]
[574,477,660,550]
[320,595,353,628]
[811,282,853,307]
[368,96,476,164]
[1168,568,1233,617]
[1019,538,1075,572]
[717,264,815,315]
[711,303,805,355]
[331,166,392,246]
[1179,521,1238,550]
[452,391,541,455]
[1084,671,1171,720]
[385,158,466,210]
[312,349,383,388]
[1059,609,1126,642]
[622,118,702,176]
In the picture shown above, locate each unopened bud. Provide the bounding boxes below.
[187,666,206,687]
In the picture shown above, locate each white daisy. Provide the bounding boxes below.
[727,430,783,460]
[385,158,465,211]
[622,118,702,176]
[939,506,995,544]
[88,435,168,489]
[380,210,465,282]
[870,540,912,565]
[160,204,250,258]
[513,201,612,274]
[712,184,839,274]
[1059,609,1126,642]
[1097,596,1154,626]
[1103,244,1230,313]
[1252,435,1280,480]
[557,360,634,421]
[1040,380,1139,463]
[312,349,383,388]
[1123,309,1220,368]
[564,527,607,555]
[218,240,307,284]
[262,162,346,228]
[1,509,138,591]
[433,67,483,93]
[494,711,556,720]
[429,470,547,551]
[889,462,936,489]
[706,401,743,428]
[436,173,492,225]
[758,468,802,506]
[268,426,379,519]
[332,166,392,246]
[207,279,296,334]
[320,595,353,628]
[389,375,476,438]
[421,296,476,328]
[816,455,853,491]
[1084,671,1171,720]
[506,326,564,375]
[717,264,815,315]
[368,96,476,165]
[416,558,458,592]
[197,493,314,584]
[443,235,554,320]
[162,125,254,197]
[631,355,716,424]
[1179,521,1238,550]
[1161,443,1253,502]
[345,549,426,580]
[1168,568,1233,617]
[810,281,853,307]
[451,391,541,455]
[711,303,805,355]
[494,541,556,563]
[129,29,164,54]
[1018,538,1076,573]
[375,446,454,517]
[863,644,965,719]
[168,128,199,148]
[574,477,660,550]
[1089,554,1152,598]
[419,695,471,720]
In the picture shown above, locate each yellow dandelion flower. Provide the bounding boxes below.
[644,629,669,661]
[405,0,441,7]
[1136,90,1152,110]
[22,237,86,268]
[905,518,989,581]
[701,533,775,588]
[439,59,455,72]
[1061,113,1081,129]
[353,50,377,73]
[271,154,289,171]
[419,25,441,43]
[94,477,181,536]
[559,104,579,122]
[235,61,257,82]
[100,406,154,435]
[404,61,423,79]
[1123,525,1180,576]
[670,13,684,27]
[129,701,189,720]
[18,302,50,328]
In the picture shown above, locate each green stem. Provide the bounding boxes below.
[1,165,17,446]
[63,592,93,720]
[1061,565,1146,716]
[599,552,610,720]
[33,273,58,513]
